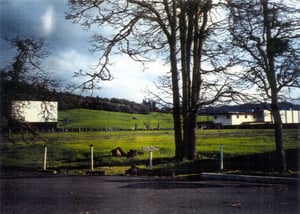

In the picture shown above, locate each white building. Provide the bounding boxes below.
[213,112,257,126]
[202,103,300,126]
[262,109,300,124]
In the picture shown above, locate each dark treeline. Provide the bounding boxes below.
[56,92,160,114]
[1,79,162,114]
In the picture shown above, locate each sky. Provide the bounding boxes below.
[0,0,168,103]
[1,0,299,104]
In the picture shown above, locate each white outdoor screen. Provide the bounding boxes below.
[11,101,58,123]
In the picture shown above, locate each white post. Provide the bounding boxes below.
[142,146,159,170]
[149,150,153,170]
[43,145,47,171]
[90,144,94,171]
[220,144,223,171]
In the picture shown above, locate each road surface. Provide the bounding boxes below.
[1,174,299,214]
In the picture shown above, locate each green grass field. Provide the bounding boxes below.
[1,109,299,175]
[1,128,299,175]
[58,108,211,130]
[59,109,173,130]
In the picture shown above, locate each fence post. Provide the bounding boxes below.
[43,145,47,171]
[142,146,159,170]
[220,144,223,171]
[90,144,94,171]
[149,150,153,170]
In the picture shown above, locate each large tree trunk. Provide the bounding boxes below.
[271,102,287,173]
[179,1,193,160]
[185,111,198,160]
[170,0,184,161]
[172,68,184,161]
[262,0,287,173]
[185,3,205,160]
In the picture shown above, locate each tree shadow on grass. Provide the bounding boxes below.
[224,148,299,172]
[184,148,300,174]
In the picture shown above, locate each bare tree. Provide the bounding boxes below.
[178,0,244,159]
[67,0,239,160]
[226,0,300,173]
[67,0,185,159]
[1,37,57,142]
[1,37,57,89]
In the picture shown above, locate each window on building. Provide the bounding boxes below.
[237,115,239,119]
[245,115,248,118]
[226,115,231,119]
[214,115,217,119]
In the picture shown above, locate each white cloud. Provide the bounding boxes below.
[100,55,169,101]
[41,5,55,35]
[48,49,97,81]
[47,50,169,102]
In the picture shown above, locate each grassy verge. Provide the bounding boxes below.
[1,129,299,175]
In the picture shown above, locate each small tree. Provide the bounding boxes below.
[226,0,300,172]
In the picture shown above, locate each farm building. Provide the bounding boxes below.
[11,100,58,128]
[200,102,300,127]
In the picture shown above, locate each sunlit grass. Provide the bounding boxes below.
[1,129,299,174]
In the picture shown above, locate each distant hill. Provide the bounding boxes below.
[1,79,163,114]
[55,92,161,114]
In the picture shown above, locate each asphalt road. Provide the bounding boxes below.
[0,174,299,214]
